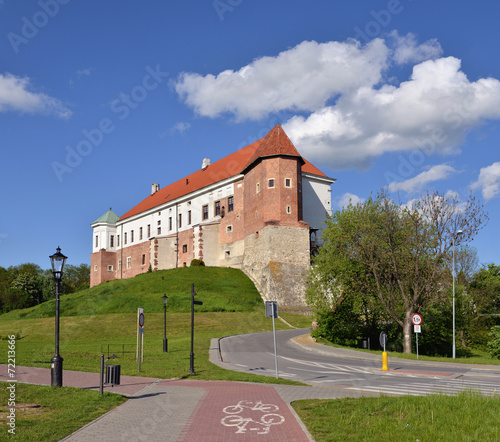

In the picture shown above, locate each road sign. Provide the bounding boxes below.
[193,300,203,305]
[139,327,144,334]
[379,331,387,350]
[265,301,278,318]
[412,313,422,326]
[138,312,145,327]
[414,325,421,333]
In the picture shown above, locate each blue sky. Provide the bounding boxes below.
[1,0,499,269]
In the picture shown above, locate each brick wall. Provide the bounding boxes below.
[90,250,117,287]
[119,241,151,279]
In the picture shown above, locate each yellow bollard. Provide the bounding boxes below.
[382,351,388,371]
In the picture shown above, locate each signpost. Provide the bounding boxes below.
[265,301,279,379]
[189,283,203,374]
[379,331,388,371]
[137,308,144,372]
[412,314,422,360]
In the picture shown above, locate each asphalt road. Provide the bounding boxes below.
[219,328,500,397]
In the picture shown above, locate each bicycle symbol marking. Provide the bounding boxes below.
[220,400,285,435]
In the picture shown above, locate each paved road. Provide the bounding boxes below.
[218,328,500,397]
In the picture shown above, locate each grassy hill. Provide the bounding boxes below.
[0,267,310,382]
[1,266,262,321]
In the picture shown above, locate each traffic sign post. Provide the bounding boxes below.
[265,301,279,379]
[190,283,203,374]
[412,314,423,360]
[379,331,388,371]
[137,308,145,372]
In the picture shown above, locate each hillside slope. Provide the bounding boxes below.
[0,267,262,320]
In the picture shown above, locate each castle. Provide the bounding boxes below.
[90,125,335,309]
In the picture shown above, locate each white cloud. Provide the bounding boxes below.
[471,162,500,200]
[390,31,443,64]
[175,34,500,171]
[171,121,191,134]
[387,164,458,193]
[0,73,71,118]
[338,192,364,208]
[175,38,389,120]
[284,56,500,170]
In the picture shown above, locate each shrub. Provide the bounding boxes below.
[487,326,500,359]
[190,259,205,267]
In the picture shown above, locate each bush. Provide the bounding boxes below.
[190,259,205,267]
[487,326,500,359]
[312,299,364,347]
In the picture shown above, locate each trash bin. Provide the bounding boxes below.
[105,364,121,386]
[362,338,369,349]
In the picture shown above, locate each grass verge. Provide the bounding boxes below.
[0,383,126,441]
[293,391,500,441]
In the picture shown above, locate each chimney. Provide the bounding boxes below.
[151,183,160,195]
[202,158,211,170]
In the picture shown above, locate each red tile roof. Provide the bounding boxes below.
[120,125,329,221]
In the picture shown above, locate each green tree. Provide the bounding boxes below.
[308,191,488,354]
[62,264,90,293]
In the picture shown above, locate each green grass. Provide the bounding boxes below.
[0,383,126,441]
[0,267,307,385]
[293,391,500,441]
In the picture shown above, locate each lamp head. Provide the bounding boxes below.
[49,247,67,281]
[162,294,168,305]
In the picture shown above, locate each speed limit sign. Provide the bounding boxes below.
[412,313,422,326]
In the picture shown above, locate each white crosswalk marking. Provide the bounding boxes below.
[348,379,500,397]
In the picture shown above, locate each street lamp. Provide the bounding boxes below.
[49,246,67,387]
[452,230,463,360]
[162,294,168,352]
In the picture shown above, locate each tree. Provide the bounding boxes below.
[454,245,480,284]
[62,264,90,293]
[308,190,488,354]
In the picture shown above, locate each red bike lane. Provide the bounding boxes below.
[160,379,310,441]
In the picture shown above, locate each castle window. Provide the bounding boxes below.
[202,204,209,220]
[215,200,221,216]
[147,225,151,237]
[124,233,127,244]
[256,182,260,193]
[169,217,172,231]
[228,196,234,212]
[286,205,292,214]
[139,227,143,240]
[107,265,113,271]
[157,226,161,235]
[131,230,134,243]
[225,251,230,258]
[110,235,114,248]
[95,236,98,248]
[158,220,161,225]
[285,178,292,188]
[126,257,131,269]
[268,178,275,188]
[179,213,182,228]
[188,210,192,225]
[117,235,120,247]
[142,254,146,265]
[182,244,187,253]
[118,260,121,270]
[226,225,233,233]
[94,265,98,272]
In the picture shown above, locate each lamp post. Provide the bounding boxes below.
[162,294,168,352]
[452,230,463,360]
[49,246,67,388]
